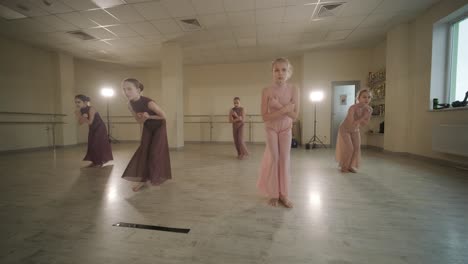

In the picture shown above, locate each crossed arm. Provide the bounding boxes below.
[130,101,167,124]
[75,107,96,126]
[350,106,372,127]
[261,85,299,122]
[229,108,246,123]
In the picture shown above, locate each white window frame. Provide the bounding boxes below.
[446,14,468,103]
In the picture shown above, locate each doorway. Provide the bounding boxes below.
[331,81,359,148]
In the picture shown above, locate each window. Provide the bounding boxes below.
[449,16,468,102]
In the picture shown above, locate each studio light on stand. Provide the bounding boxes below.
[305,91,327,149]
[101,87,119,143]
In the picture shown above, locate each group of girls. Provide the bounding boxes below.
[74,57,372,208]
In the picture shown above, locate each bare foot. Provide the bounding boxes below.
[86,163,97,168]
[279,196,294,208]
[239,155,244,160]
[340,167,349,173]
[86,163,104,168]
[348,168,357,173]
[268,198,279,207]
[132,182,145,192]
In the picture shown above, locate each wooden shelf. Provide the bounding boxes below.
[368,69,385,117]
[368,79,385,86]
[367,132,384,136]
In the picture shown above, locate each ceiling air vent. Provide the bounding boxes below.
[178,18,202,31]
[316,2,345,18]
[42,0,53,6]
[0,4,26,19]
[67,30,96,40]
[15,4,30,12]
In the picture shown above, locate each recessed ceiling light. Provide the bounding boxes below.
[91,0,127,9]
[304,1,318,6]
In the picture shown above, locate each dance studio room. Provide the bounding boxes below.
[0,0,467,263]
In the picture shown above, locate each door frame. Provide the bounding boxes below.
[330,81,360,147]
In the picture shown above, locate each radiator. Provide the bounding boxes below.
[432,124,468,157]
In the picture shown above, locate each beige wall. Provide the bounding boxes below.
[2,0,467,166]
[161,43,184,148]
[184,58,302,143]
[0,36,59,151]
[385,24,411,152]
[402,0,468,164]
[301,48,371,145]
[73,59,156,143]
[370,41,387,72]
[55,52,78,146]
[73,58,304,144]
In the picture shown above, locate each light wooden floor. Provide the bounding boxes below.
[0,143,467,264]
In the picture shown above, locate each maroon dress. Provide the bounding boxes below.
[122,96,172,185]
[230,107,249,156]
[81,106,113,165]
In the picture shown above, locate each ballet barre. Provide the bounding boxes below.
[0,111,67,116]
[91,114,300,143]
[0,112,67,149]
[0,121,65,124]
[184,114,264,142]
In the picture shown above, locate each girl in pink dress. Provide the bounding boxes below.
[257,58,299,208]
[121,78,172,192]
[229,97,249,159]
[74,95,113,167]
[335,89,373,173]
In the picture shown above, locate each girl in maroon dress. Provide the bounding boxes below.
[74,95,113,167]
[121,78,172,192]
[229,97,249,159]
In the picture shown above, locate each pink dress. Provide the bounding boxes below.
[335,103,372,169]
[257,83,294,198]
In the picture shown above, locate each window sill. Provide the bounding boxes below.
[428,106,468,112]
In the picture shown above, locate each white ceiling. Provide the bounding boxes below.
[0,0,440,67]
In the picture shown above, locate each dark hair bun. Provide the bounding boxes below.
[123,78,144,92]
[75,94,90,102]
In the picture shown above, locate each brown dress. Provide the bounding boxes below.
[81,106,113,165]
[122,96,172,185]
[230,107,249,156]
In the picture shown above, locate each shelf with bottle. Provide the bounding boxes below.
[370,103,385,116]
[369,83,385,99]
[367,70,386,87]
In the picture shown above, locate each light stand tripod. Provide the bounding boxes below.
[105,98,119,144]
[306,103,326,149]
